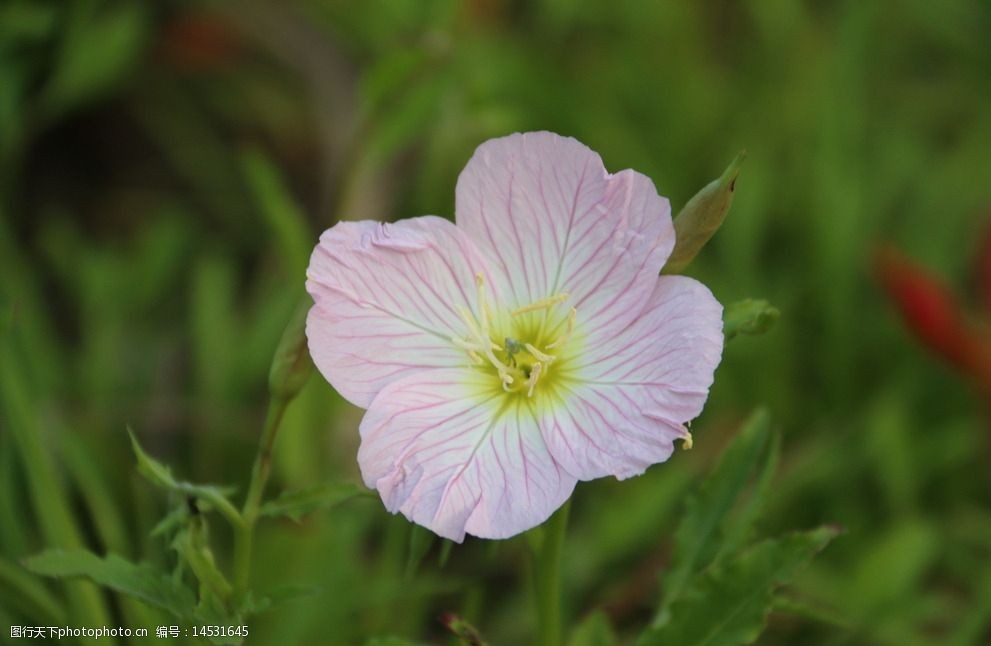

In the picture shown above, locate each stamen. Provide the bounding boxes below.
[453,335,513,383]
[512,293,569,316]
[546,307,577,349]
[458,307,483,340]
[526,362,543,397]
[451,336,485,352]
[524,343,556,364]
[475,273,491,336]
[681,432,693,450]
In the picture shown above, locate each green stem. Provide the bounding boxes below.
[533,500,571,646]
[232,395,290,597]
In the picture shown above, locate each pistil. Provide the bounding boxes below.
[452,276,578,397]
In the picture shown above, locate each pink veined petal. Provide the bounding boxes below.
[305,216,496,408]
[541,275,724,481]
[358,368,577,542]
[455,131,675,332]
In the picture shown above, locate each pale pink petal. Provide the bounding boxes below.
[305,217,496,408]
[455,131,674,331]
[358,368,577,542]
[542,275,723,480]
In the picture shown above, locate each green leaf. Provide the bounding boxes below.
[40,2,149,119]
[171,528,232,601]
[719,427,781,557]
[258,482,369,522]
[640,527,840,646]
[150,506,189,539]
[772,592,849,630]
[405,525,436,580]
[238,147,312,278]
[569,610,618,646]
[0,2,58,43]
[0,555,66,624]
[127,428,243,528]
[723,299,780,341]
[438,539,454,567]
[660,410,774,611]
[22,549,196,620]
[663,152,745,274]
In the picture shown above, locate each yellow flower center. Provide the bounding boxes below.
[452,274,577,397]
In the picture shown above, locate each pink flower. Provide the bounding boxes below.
[306,132,724,541]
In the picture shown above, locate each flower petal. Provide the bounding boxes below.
[455,131,674,331]
[305,217,493,408]
[543,275,723,480]
[358,368,577,542]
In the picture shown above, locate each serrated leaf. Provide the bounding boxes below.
[128,428,242,527]
[660,410,773,611]
[640,527,840,646]
[723,299,780,340]
[258,482,368,522]
[22,549,195,619]
[569,610,618,646]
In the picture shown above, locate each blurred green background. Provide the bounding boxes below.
[2,0,991,643]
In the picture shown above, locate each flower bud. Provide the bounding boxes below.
[663,151,745,275]
[723,299,779,340]
[268,300,313,401]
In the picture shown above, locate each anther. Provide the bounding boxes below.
[526,362,543,397]
[512,293,569,316]
[524,343,555,364]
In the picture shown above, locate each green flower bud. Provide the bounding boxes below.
[663,151,746,274]
[723,298,779,340]
[268,300,313,401]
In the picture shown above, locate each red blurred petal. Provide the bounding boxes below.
[874,245,991,382]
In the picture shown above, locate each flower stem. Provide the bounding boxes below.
[533,500,571,646]
[232,395,290,597]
